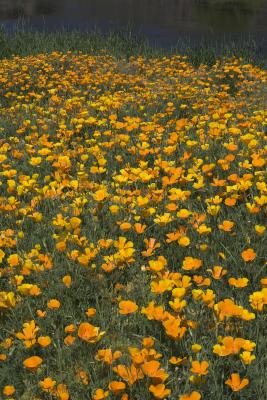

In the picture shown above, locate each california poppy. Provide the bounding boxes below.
[38,336,51,347]
[23,355,43,371]
[225,373,249,391]
[149,384,171,399]
[93,388,109,400]
[182,257,202,271]
[47,299,61,309]
[113,363,144,385]
[241,248,256,262]
[3,386,16,396]
[78,322,105,343]
[190,360,209,375]
[39,377,56,392]
[141,360,168,382]
[119,300,138,315]
[179,392,201,400]
[108,381,126,395]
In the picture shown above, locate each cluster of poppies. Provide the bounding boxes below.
[0,51,266,399]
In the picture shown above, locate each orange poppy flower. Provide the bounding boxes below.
[56,383,69,400]
[190,360,209,375]
[207,266,227,280]
[119,300,138,315]
[113,363,144,385]
[224,197,237,206]
[134,223,147,234]
[98,239,113,249]
[76,369,89,385]
[36,309,46,318]
[192,344,202,353]
[39,377,56,392]
[169,298,187,313]
[62,275,72,287]
[119,222,132,231]
[255,225,265,236]
[177,209,191,219]
[148,256,168,272]
[0,249,5,263]
[163,315,186,340]
[218,220,234,232]
[213,298,253,321]
[95,349,122,365]
[64,324,76,333]
[142,337,155,348]
[166,231,181,243]
[128,347,146,365]
[213,336,245,356]
[93,388,109,400]
[178,236,190,247]
[37,336,51,347]
[47,299,61,309]
[69,217,81,229]
[241,248,256,262]
[17,284,41,297]
[141,301,168,321]
[56,241,67,252]
[240,351,256,365]
[142,238,161,257]
[169,356,187,366]
[166,202,178,212]
[225,373,249,391]
[141,360,168,382]
[108,381,126,395]
[249,291,266,311]
[78,322,105,343]
[193,275,211,286]
[52,155,71,171]
[149,384,171,399]
[182,257,202,271]
[16,320,39,348]
[64,335,76,346]
[7,254,20,267]
[86,307,96,317]
[150,278,173,294]
[23,355,43,371]
[200,289,215,307]
[179,391,201,400]
[228,277,248,288]
[3,386,16,396]
[92,189,108,202]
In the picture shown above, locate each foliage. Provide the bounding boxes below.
[0,23,266,69]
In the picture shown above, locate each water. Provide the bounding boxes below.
[0,0,266,51]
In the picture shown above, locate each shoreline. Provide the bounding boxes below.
[0,24,266,69]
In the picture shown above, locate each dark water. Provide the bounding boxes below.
[0,0,267,51]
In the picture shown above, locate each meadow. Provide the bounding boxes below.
[0,28,266,400]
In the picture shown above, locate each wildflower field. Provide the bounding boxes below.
[0,50,266,400]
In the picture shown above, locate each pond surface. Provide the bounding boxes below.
[0,0,267,51]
